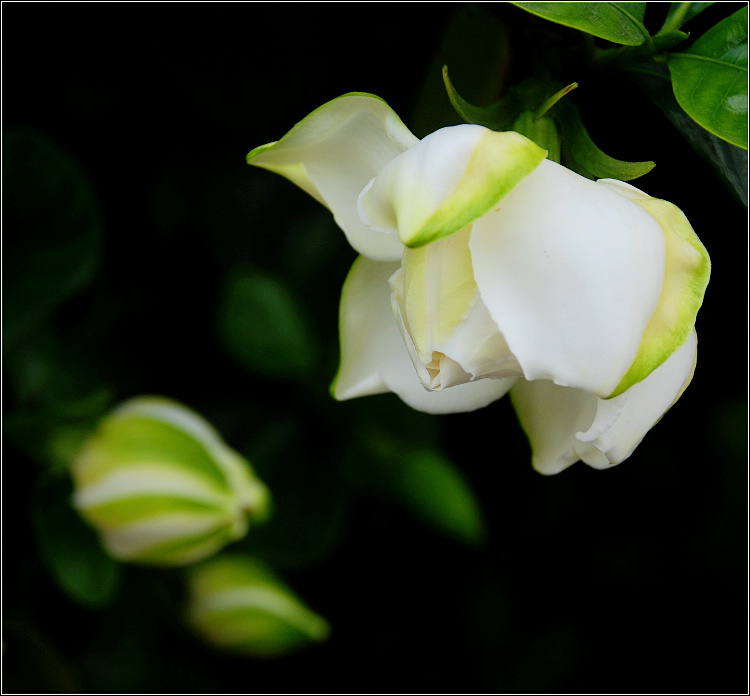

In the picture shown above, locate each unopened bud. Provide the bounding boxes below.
[71,397,269,566]
[186,555,330,657]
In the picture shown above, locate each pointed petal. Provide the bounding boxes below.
[597,179,710,396]
[247,93,418,261]
[471,159,666,397]
[331,256,514,414]
[358,125,545,247]
[331,255,402,401]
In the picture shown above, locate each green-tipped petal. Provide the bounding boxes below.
[246,93,418,261]
[71,397,269,566]
[358,125,545,247]
[597,179,711,397]
[471,159,666,397]
[331,256,513,414]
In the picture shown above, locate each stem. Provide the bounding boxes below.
[657,2,691,35]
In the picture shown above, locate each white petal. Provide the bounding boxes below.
[471,158,666,397]
[510,379,599,475]
[247,93,418,261]
[389,225,522,391]
[358,125,545,247]
[332,256,514,414]
[511,331,698,474]
[575,329,698,466]
[331,256,402,400]
[596,181,710,397]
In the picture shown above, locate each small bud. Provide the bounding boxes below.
[185,555,330,657]
[71,397,269,566]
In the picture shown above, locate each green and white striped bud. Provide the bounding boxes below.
[185,554,330,657]
[71,397,269,566]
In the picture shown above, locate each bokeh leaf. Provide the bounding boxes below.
[667,5,748,149]
[217,266,317,378]
[398,449,487,546]
[347,419,486,546]
[31,476,121,609]
[512,2,649,46]
[238,415,349,569]
[2,127,102,349]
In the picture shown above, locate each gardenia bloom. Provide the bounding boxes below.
[247,93,710,474]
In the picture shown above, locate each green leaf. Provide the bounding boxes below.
[443,65,523,131]
[409,4,512,136]
[216,266,317,378]
[667,5,748,149]
[512,2,649,46]
[2,127,102,350]
[627,62,747,206]
[553,99,656,180]
[31,476,121,609]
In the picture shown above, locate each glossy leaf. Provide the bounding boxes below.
[627,62,747,206]
[512,2,649,46]
[217,267,317,378]
[553,100,656,180]
[667,5,748,149]
[31,476,121,609]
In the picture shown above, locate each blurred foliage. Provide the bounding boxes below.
[2,2,747,694]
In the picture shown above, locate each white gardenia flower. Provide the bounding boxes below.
[247,93,710,474]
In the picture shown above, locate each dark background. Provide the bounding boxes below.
[3,2,747,693]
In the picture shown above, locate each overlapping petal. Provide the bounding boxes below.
[332,256,514,414]
[390,226,523,390]
[470,159,667,397]
[358,125,545,247]
[597,179,711,396]
[246,93,419,261]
